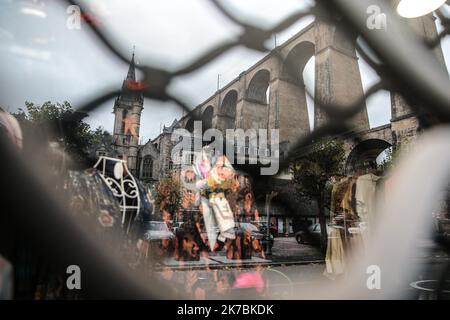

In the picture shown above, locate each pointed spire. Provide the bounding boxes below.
[126,46,136,81]
[118,46,143,102]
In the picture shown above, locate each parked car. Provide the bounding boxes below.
[238,222,263,240]
[295,223,330,245]
[143,221,175,241]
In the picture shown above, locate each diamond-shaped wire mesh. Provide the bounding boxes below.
[2,0,450,299]
[64,0,450,169]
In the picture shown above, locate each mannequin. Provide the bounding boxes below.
[194,149,236,252]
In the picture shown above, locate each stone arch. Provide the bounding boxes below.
[201,105,214,132]
[185,118,194,133]
[282,41,315,85]
[247,69,270,104]
[273,40,315,143]
[219,90,237,129]
[345,139,392,174]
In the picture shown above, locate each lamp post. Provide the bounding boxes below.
[265,191,277,256]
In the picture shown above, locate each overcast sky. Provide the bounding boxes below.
[1,0,449,143]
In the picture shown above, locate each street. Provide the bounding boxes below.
[150,236,450,299]
[155,261,327,299]
[153,237,325,270]
[270,237,324,263]
[151,237,327,299]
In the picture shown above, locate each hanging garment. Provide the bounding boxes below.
[209,193,236,241]
[65,169,123,244]
[355,173,380,226]
[323,227,346,280]
[330,181,339,220]
[342,176,359,221]
[355,173,380,249]
[331,177,350,217]
[346,226,366,260]
[194,151,237,250]
[201,197,218,250]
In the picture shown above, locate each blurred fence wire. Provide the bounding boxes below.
[65,0,450,167]
[2,0,450,298]
[60,0,450,297]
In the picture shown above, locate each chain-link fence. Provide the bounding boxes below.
[1,0,450,299]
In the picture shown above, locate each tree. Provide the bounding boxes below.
[13,101,108,167]
[290,137,345,250]
[90,127,113,147]
[378,146,398,172]
[154,177,181,218]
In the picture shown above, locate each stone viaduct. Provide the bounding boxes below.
[139,13,444,180]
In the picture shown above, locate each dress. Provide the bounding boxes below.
[194,151,236,250]
[323,227,345,280]
[355,173,380,226]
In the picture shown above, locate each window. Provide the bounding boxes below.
[182,152,195,165]
[142,156,153,178]
[124,134,131,145]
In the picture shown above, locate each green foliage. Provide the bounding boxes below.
[90,127,114,147]
[290,137,346,249]
[378,146,397,172]
[13,101,109,166]
[291,137,346,201]
[154,177,181,216]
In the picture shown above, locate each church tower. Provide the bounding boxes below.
[112,51,144,175]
